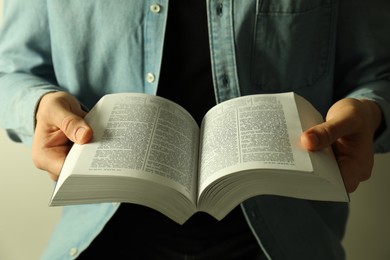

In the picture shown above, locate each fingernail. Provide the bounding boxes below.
[308,133,319,147]
[75,127,85,142]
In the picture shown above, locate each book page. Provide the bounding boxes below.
[53,93,199,200]
[294,94,347,197]
[198,92,313,193]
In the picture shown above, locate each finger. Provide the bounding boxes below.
[58,113,93,144]
[335,138,374,193]
[32,140,72,180]
[338,157,361,193]
[39,93,93,144]
[337,154,372,193]
[301,117,355,151]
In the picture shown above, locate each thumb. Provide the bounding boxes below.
[37,92,93,144]
[58,112,93,144]
[301,118,351,151]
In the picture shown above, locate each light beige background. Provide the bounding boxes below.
[1,1,390,259]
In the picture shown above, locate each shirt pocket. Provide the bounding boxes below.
[251,0,334,91]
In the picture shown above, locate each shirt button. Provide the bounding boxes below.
[69,247,78,257]
[216,2,223,16]
[221,75,229,87]
[146,73,156,83]
[150,3,161,13]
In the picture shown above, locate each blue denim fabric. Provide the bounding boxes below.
[1,1,389,259]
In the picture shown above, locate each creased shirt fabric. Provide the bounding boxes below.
[0,1,389,259]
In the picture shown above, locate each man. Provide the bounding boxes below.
[0,1,389,259]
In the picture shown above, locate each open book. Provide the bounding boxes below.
[50,92,349,224]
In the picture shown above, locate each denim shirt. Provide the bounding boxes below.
[1,1,389,259]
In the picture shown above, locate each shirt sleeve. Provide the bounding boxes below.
[0,0,64,145]
[335,0,390,153]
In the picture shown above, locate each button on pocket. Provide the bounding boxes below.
[251,0,334,90]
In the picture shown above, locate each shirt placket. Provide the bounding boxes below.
[207,0,241,103]
[144,0,169,94]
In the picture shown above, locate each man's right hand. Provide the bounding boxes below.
[32,92,93,180]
